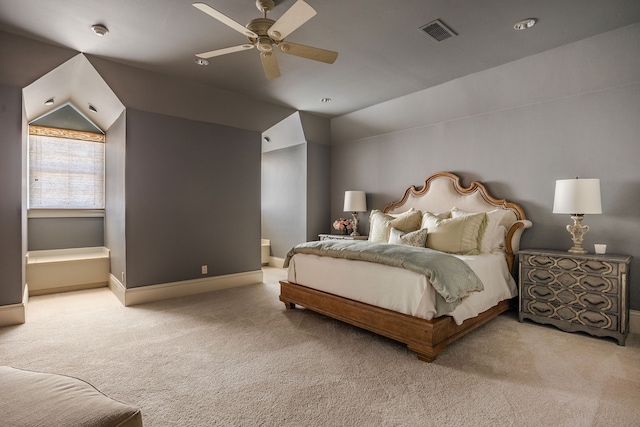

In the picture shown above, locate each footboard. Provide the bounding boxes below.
[280,280,510,362]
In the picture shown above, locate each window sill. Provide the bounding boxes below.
[28,209,105,219]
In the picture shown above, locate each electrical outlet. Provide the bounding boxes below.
[201,265,207,275]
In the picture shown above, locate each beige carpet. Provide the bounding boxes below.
[1,267,639,426]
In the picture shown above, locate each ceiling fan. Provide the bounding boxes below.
[193,0,338,79]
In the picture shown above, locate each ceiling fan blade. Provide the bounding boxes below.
[260,52,281,80]
[278,42,338,64]
[196,44,254,59]
[193,2,257,38]
[267,0,316,41]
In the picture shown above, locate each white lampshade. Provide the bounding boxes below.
[553,179,602,215]
[344,191,367,212]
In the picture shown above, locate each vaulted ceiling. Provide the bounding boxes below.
[1,0,640,120]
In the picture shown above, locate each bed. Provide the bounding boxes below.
[279,171,532,362]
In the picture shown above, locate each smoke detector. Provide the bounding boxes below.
[91,24,109,36]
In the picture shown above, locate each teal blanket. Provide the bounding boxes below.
[284,240,484,315]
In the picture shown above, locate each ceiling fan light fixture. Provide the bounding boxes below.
[514,18,537,31]
[256,36,274,52]
[91,24,109,36]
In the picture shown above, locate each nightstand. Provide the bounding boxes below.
[518,249,632,345]
[319,234,368,241]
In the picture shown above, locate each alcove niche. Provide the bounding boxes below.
[23,53,125,297]
[261,111,331,264]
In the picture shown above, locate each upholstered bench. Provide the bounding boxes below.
[0,366,142,426]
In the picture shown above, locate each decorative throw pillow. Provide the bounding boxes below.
[392,227,429,247]
[421,211,488,255]
[451,207,507,253]
[369,208,422,243]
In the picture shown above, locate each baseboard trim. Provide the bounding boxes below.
[630,309,640,335]
[0,284,28,327]
[269,256,285,268]
[109,270,263,307]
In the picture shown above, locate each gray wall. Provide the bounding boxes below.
[330,24,640,310]
[124,109,261,288]
[261,111,332,259]
[105,111,127,283]
[262,144,307,258]
[0,83,24,305]
[306,142,331,242]
[261,141,331,259]
[28,218,104,250]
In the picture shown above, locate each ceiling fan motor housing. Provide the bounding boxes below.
[256,0,275,13]
[247,18,277,52]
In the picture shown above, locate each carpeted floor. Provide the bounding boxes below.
[1,267,639,426]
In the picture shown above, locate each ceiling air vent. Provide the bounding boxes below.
[418,19,456,42]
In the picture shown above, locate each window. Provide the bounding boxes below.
[28,125,105,209]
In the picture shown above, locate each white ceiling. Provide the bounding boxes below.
[1,0,640,119]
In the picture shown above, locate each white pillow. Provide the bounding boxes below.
[369,208,422,243]
[420,211,450,230]
[451,207,507,253]
[491,225,508,252]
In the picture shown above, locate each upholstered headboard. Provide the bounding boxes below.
[383,172,532,270]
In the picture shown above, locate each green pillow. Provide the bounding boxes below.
[421,211,488,255]
[369,209,422,243]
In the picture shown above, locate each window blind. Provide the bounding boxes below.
[28,128,105,209]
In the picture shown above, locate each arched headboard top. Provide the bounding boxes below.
[383,172,532,269]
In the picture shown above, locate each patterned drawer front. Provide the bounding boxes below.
[522,299,619,331]
[523,283,617,312]
[523,267,619,294]
[523,254,619,276]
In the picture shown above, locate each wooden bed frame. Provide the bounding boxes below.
[279,171,532,362]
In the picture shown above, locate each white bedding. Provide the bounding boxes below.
[287,251,517,325]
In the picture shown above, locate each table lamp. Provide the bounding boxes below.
[552,178,602,254]
[344,191,367,236]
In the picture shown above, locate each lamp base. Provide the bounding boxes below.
[350,212,360,236]
[566,214,589,254]
[568,246,588,254]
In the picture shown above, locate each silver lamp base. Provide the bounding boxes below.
[566,214,589,254]
[350,212,360,236]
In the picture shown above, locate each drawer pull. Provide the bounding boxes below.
[532,306,553,315]
[583,297,606,307]
[532,289,553,298]
[584,316,606,325]
[532,258,553,267]
[532,272,553,281]
[581,278,609,292]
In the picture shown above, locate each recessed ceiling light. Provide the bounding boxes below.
[194,58,209,66]
[88,104,98,113]
[514,18,537,31]
[320,97,332,103]
[43,98,55,106]
[91,24,109,36]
